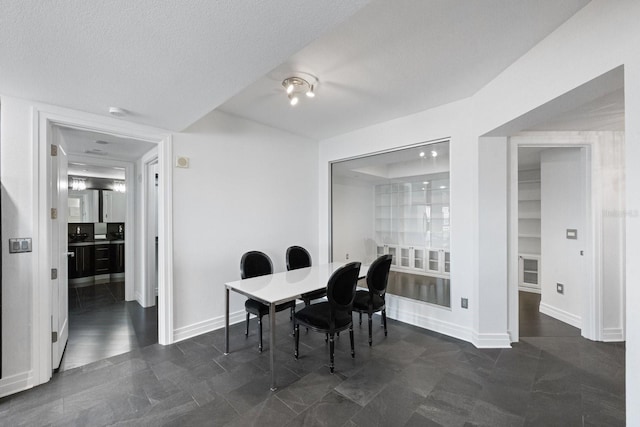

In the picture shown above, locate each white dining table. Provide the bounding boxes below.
[224,262,366,390]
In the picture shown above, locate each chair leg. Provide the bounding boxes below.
[258,316,263,353]
[329,333,335,373]
[245,313,250,336]
[349,324,355,358]
[290,306,294,320]
[368,310,373,346]
[359,312,362,325]
[294,323,300,359]
[382,309,388,336]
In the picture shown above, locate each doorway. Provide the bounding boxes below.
[517,145,587,338]
[54,125,158,370]
[33,107,173,385]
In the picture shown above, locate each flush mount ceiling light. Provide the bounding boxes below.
[282,73,318,106]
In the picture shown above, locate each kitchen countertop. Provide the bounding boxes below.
[68,239,125,247]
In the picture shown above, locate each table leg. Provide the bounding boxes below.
[270,302,277,391]
[224,287,230,355]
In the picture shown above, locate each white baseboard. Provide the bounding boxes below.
[472,332,512,348]
[386,296,474,345]
[602,328,625,342]
[0,371,34,399]
[172,298,513,350]
[173,310,246,343]
[539,302,582,329]
[134,291,145,306]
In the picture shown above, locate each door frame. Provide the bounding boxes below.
[140,148,159,308]
[508,134,599,342]
[33,106,174,385]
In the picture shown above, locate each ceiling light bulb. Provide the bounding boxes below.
[290,96,299,106]
[286,84,294,94]
[419,152,425,157]
[431,150,438,157]
[423,181,429,185]
[306,86,315,98]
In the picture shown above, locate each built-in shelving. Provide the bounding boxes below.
[518,169,541,292]
[374,173,450,278]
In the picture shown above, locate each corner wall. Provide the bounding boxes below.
[170,110,319,341]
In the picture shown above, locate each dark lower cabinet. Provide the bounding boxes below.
[94,244,111,275]
[68,242,125,281]
[110,243,125,273]
[68,245,94,279]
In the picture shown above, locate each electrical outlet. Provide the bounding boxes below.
[461,298,468,309]
[557,283,564,294]
[345,253,349,260]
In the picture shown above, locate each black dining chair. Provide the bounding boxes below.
[286,246,325,306]
[294,261,361,373]
[352,254,392,346]
[241,251,296,352]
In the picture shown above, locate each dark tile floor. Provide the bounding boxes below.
[60,282,158,371]
[0,295,625,426]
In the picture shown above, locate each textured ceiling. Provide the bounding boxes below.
[0,0,370,131]
[0,1,593,141]
[220,0,591,140]
[57,126,156,162]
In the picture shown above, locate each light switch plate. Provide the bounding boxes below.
[557,283,564,294]
[461,298,468,309]
[566,229,578,239]
[9,238,32,253]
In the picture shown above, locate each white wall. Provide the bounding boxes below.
[170,110,319,340]
[540,147,585,327]
[0,97,36,384]
[477,137,509,343]
[331,179,375,264]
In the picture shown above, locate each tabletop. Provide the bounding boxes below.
[225,262,367,306]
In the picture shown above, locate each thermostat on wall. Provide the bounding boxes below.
[175,156,190,168]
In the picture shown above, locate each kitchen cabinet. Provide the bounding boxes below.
[102,191,126,223]
[426,249,450,275]
[399,246,426,271]
[110,242,125,274]
[376,244,398,267]
[519,255,540,293]
[68,245,94,279]
[94,244,111,275]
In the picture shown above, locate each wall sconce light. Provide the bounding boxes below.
[113,181,126,193]
[70,177,86,191]
[282,73,318,106]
